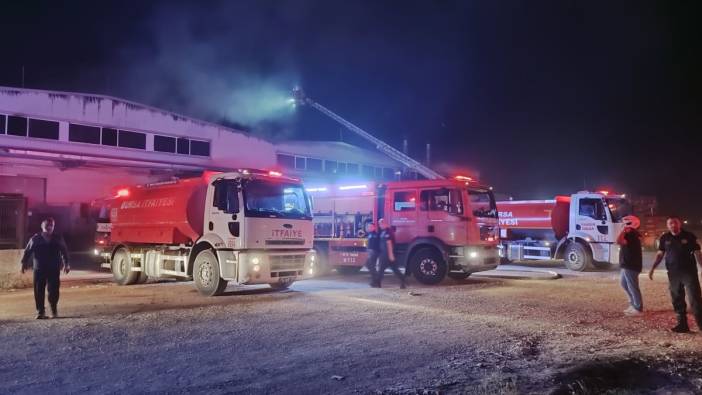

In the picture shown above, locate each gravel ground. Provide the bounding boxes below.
[1,265,702,394]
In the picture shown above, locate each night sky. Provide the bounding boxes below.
[2,1,701,219]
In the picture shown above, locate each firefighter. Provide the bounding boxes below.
[377,218,406,289]
[616,215,643,316]
[20,218,70,319]
[365,222,380,287]
[649,216,702,333]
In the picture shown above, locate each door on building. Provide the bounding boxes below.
[0,194,27,249]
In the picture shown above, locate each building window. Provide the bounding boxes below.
[190,140,210,157]
[295,156,306,170]
[307,158,323,171]
[7,116,28,136]
[324,160,337,173]
[69,124,101,144]
[154,135,176,153]
[0,114,6,134]
[277,154,295,168]
[28,118,59,140]
[383,168,395,180]
[362,165,375,178]
[336,162,346,174]
[177,138,189,154]
[118,130,146,149]
[101,128,118,146]
[346,163,359,174]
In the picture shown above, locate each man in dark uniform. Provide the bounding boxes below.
[377,218,406,289]
[649,216,702,333]
[20,218,70,319]
[365,222,380,287]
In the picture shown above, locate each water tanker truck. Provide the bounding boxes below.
[96,170,316,296]
[497,191,633,271]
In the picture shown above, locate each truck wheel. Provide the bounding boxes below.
[112,248,138,285]
[564,243,592,272]
[193,249,227,296]
[447,272,471,281]
[336,266,362,275]
[410,247,447,285]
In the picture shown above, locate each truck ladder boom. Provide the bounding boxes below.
[294,89,445,180]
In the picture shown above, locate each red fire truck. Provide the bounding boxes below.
[94,170,316,296]
[497,191,633,271]
[309,177,500,284]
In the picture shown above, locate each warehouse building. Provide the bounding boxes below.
[0,86,399,250]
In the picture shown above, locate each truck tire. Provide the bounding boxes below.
[564,242,592,272]
[112,248,139,285]
[447,272,471,281]
[410,247,447,285]
[336,266,362,275]
[193,249,228,296]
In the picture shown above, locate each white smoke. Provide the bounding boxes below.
[110,1,302,135]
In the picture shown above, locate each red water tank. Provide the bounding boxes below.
[110,176,209,245]
[497,196,571,240]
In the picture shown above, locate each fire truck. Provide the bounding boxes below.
[292,88,499,284]
[94,170,316,296]
[309,177,500,284]
[497,191,633,271]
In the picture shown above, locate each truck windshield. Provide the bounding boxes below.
[606,198,633,222]
[244,179,312,220]
[467,188,498,218]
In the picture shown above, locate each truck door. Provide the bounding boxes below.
[210,179,242,249]
[388,189,417,246]
[573,196,613,262]
[419,188,465,243]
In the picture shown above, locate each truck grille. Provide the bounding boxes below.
[265,239,305,246]
[270,254,305,272]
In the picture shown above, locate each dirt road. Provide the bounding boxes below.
[2,267,702,394]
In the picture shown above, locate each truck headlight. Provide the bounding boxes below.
[251,257,260,265]
[469,251,479,259]
[93,249,100,256]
